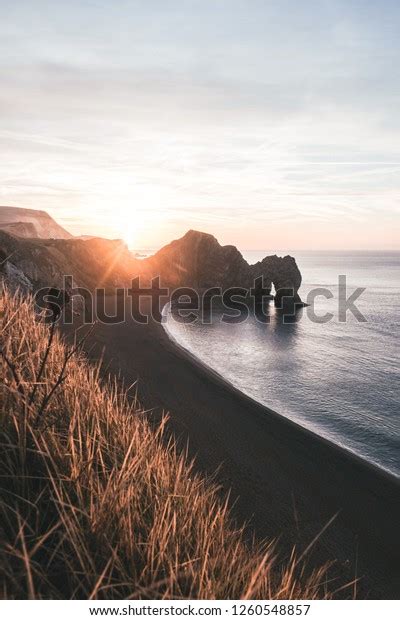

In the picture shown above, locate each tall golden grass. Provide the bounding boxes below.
[0,289,332,599]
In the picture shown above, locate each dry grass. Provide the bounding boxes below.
[0,289,332,599]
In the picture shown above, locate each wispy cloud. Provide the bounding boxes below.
[0,0,399,249]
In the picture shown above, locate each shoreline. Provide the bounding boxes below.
[162,308,399,482]
[62,298,400,599]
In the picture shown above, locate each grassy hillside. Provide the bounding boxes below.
[0,289,331,599]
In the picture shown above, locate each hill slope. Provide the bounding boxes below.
[0,289,328,599]
[0,206,73,239]
[0,230,137,291]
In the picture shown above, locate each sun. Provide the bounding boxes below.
[118,209,158,251]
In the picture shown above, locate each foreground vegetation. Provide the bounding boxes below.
[0,289,331,599]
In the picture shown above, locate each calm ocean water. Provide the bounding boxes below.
[164,251,400,477]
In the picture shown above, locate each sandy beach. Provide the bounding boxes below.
[62,297,400,599]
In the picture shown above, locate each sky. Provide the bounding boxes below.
[1,0,400,251]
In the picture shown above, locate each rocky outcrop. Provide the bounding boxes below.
[0,206,73,239]
[142,230,251,288]
[139,230,304,308]
[250,254,303,308]
[0,247,33,294]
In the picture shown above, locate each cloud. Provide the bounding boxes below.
[0,1,399,248]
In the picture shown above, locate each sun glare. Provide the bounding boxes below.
[116,206,160,250]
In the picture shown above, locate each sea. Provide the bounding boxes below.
[163,251,400,478]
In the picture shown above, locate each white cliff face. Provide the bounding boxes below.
[0,206,73,239]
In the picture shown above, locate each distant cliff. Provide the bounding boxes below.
[0,206,73,239]
[0,211,303,308]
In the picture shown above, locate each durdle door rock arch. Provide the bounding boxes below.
[139,230,304,311]
[249,254,303,310]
